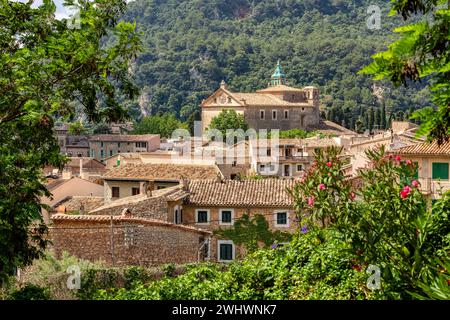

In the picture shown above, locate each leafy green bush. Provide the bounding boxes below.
[9,284,51,300]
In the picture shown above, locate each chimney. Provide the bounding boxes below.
[121,208,132,217]
[181,176,189,192]
[62,170,72,180]
[145,181,154,197]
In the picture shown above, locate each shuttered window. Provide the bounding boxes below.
[219,244,233,261]
[432,163,449,180]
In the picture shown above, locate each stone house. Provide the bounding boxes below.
[65,135,90,157]
[200,62,320,133]
[389,140,450,202]
[44,157,106,180]
[42,177,104,223]
[102,163,223,202]
[49,185,211,266]
[88,134,160,161]
[180,179,298,262]
[50,214,212,267]
[249,137,342,178]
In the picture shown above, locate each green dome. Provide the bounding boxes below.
[270,60,286,86]
[272,61,286,79]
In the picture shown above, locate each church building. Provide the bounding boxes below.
[200,62,320,133]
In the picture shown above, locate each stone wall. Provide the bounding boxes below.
[50,218,210,266]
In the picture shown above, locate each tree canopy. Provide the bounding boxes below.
[361,0,450,143]
[207,109,248,138]
[0,0,140,281]
[133,113,187,138]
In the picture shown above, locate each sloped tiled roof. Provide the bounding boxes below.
[53,196,104,212]
[51,214,212,235]
[187,179,296,207]
[313,121,357,136]
[89,134,159,142]
[393,140,450,156]
[232,93,311,107]
[89,185,189,216]
[256,84,305,93]
[103,163,222,181]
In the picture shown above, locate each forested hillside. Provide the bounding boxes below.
[119,0,430,130]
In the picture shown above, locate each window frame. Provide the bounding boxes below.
[195,209,210,225]
[284,110,289,119]
[217,240,235,262]
[274,210,289,228]
[111,186,120,198]
[219,209,234,226]
[131,187,140,196]
[260,110,265,120]
[432,162,449,180]
[272,110,277,120]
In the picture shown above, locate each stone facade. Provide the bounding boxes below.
[50,215,211,267]
[88,134,160,161]
[181,206,297,261]
[201,62,320,133]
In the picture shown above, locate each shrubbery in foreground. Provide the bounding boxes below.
[94,147,450,300]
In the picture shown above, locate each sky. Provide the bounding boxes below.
[12,0,135,20]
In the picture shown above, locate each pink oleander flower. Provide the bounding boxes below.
[395,155,401,162]
[319,183,326,191]
[400,185,412,199]
[406,159,412,165]
[307,196,315,206]
[326,162,332,168]
[350,192,356,200]
[412,180,420,188]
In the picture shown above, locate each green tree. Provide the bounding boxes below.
[0,0,141,281]
[207,109,248,138]
[381,102,387,130]
[360,0,450,143]
[368,106,374,134]
[133,113,187,138]
[92,123,113,134]
[68,121,87,135]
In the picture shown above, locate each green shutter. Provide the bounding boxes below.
[432,163,449,180]
[220,244,233,260]
[221,211,231,223]
[413,162,419,180]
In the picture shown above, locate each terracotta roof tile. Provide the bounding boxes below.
[51,214,211,235]
[187,179,296,207]
[392,140,450,156]
[103,163,222,181]
[89,134,159,142]
[256,85,305,93]
[232,93,311,107]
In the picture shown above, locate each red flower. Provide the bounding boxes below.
[405,159,412,165]
[400,185,412,199]
[319,183,326,191]
[395,155,401,162]
[350,192,356,200]
[352,264,362,272]
[412,180,420,188]
[307,196,315,206]
[326,162,332,168]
